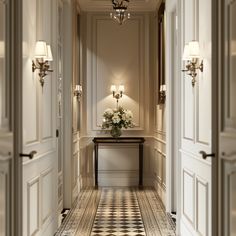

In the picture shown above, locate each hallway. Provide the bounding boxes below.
[56,187,176,236]
[1,0,235,235]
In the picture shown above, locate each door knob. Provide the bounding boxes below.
[20,150,37,160]
[199,151,215,160]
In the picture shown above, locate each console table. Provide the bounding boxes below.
[92,137,145,187]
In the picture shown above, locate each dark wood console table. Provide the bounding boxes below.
[92,137,145,187]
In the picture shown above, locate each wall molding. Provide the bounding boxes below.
[86,13,149,132]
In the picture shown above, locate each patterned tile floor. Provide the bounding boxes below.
[91,188,146,236]
[55,187,176,236]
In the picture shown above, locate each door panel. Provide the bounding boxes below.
[219,1,236,235]
[0,1,12,235]
[180,0,212,235]
[22,0,57,235]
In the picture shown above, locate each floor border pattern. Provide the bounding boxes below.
[55,187,176,236]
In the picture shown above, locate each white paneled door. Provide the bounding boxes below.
[0,0,22,235]
[218,0,236,235]
[22,0,57,236]
[180,0,213,235]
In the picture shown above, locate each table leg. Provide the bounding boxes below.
[94,144,98,187]
[139,143,143,186]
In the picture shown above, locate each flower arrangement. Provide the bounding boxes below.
[102,106,134,138]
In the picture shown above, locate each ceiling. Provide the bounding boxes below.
[78,0,160,12]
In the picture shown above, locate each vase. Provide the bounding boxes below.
[110,126,122,138]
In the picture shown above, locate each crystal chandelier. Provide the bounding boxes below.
[110,0,131,25]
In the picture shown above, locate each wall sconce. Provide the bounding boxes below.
[74,85,83,101]
[159,84,166,104]
[182,41,203,87]
[111,84,124,106]
[32,41,53,87]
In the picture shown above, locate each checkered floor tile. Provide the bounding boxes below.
[91,188,146,236]
[55,187,176,236]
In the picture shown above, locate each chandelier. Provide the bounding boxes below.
[110,0,131,25]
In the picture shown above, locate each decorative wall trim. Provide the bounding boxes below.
[86,13,148,132]
[155,129,166,135]
[153,136,166,145]
[154,147,166,157]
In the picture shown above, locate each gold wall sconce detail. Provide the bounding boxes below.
[182,41,203,87]
[111,84,124,106]
[159,84,166,104]
[32,41,53,87]
[74,85,83,101]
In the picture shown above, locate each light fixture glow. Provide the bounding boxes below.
[118,85,125,93]
[110,85,116,92]
[46,45,53,61]
[34,41,47,59]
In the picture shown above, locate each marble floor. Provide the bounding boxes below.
[55,187,176,236]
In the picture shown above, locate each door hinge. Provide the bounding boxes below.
[56,129,59,137]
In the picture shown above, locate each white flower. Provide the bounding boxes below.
[112,113,121,123]
[102,106,134,130]
[126,110,133,118]
[104,108,113,115]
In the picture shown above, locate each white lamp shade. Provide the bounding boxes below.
[188,41,200,58]
[34,41,47,59]
[110,85,116,92]
[0,41,5,58]
[118,85,125,93]
[46,45,53,61]
[160,85,167,92]
[182,44,190,61]
[75,85,82,92]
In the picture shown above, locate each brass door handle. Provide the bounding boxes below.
[20,150,37,160]
[199,151,215,160]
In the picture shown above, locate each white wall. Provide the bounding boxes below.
[80,12,156,187]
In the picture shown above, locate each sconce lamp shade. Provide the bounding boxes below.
[182,44,190,61]
[46,45,53,61]
[75,85,82,92]
[160,84,167,92]
[188,41,200,58]
[34,41,47,59]
[0,41,5,58]
[110,85,116,92]
[118,85,125,93]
